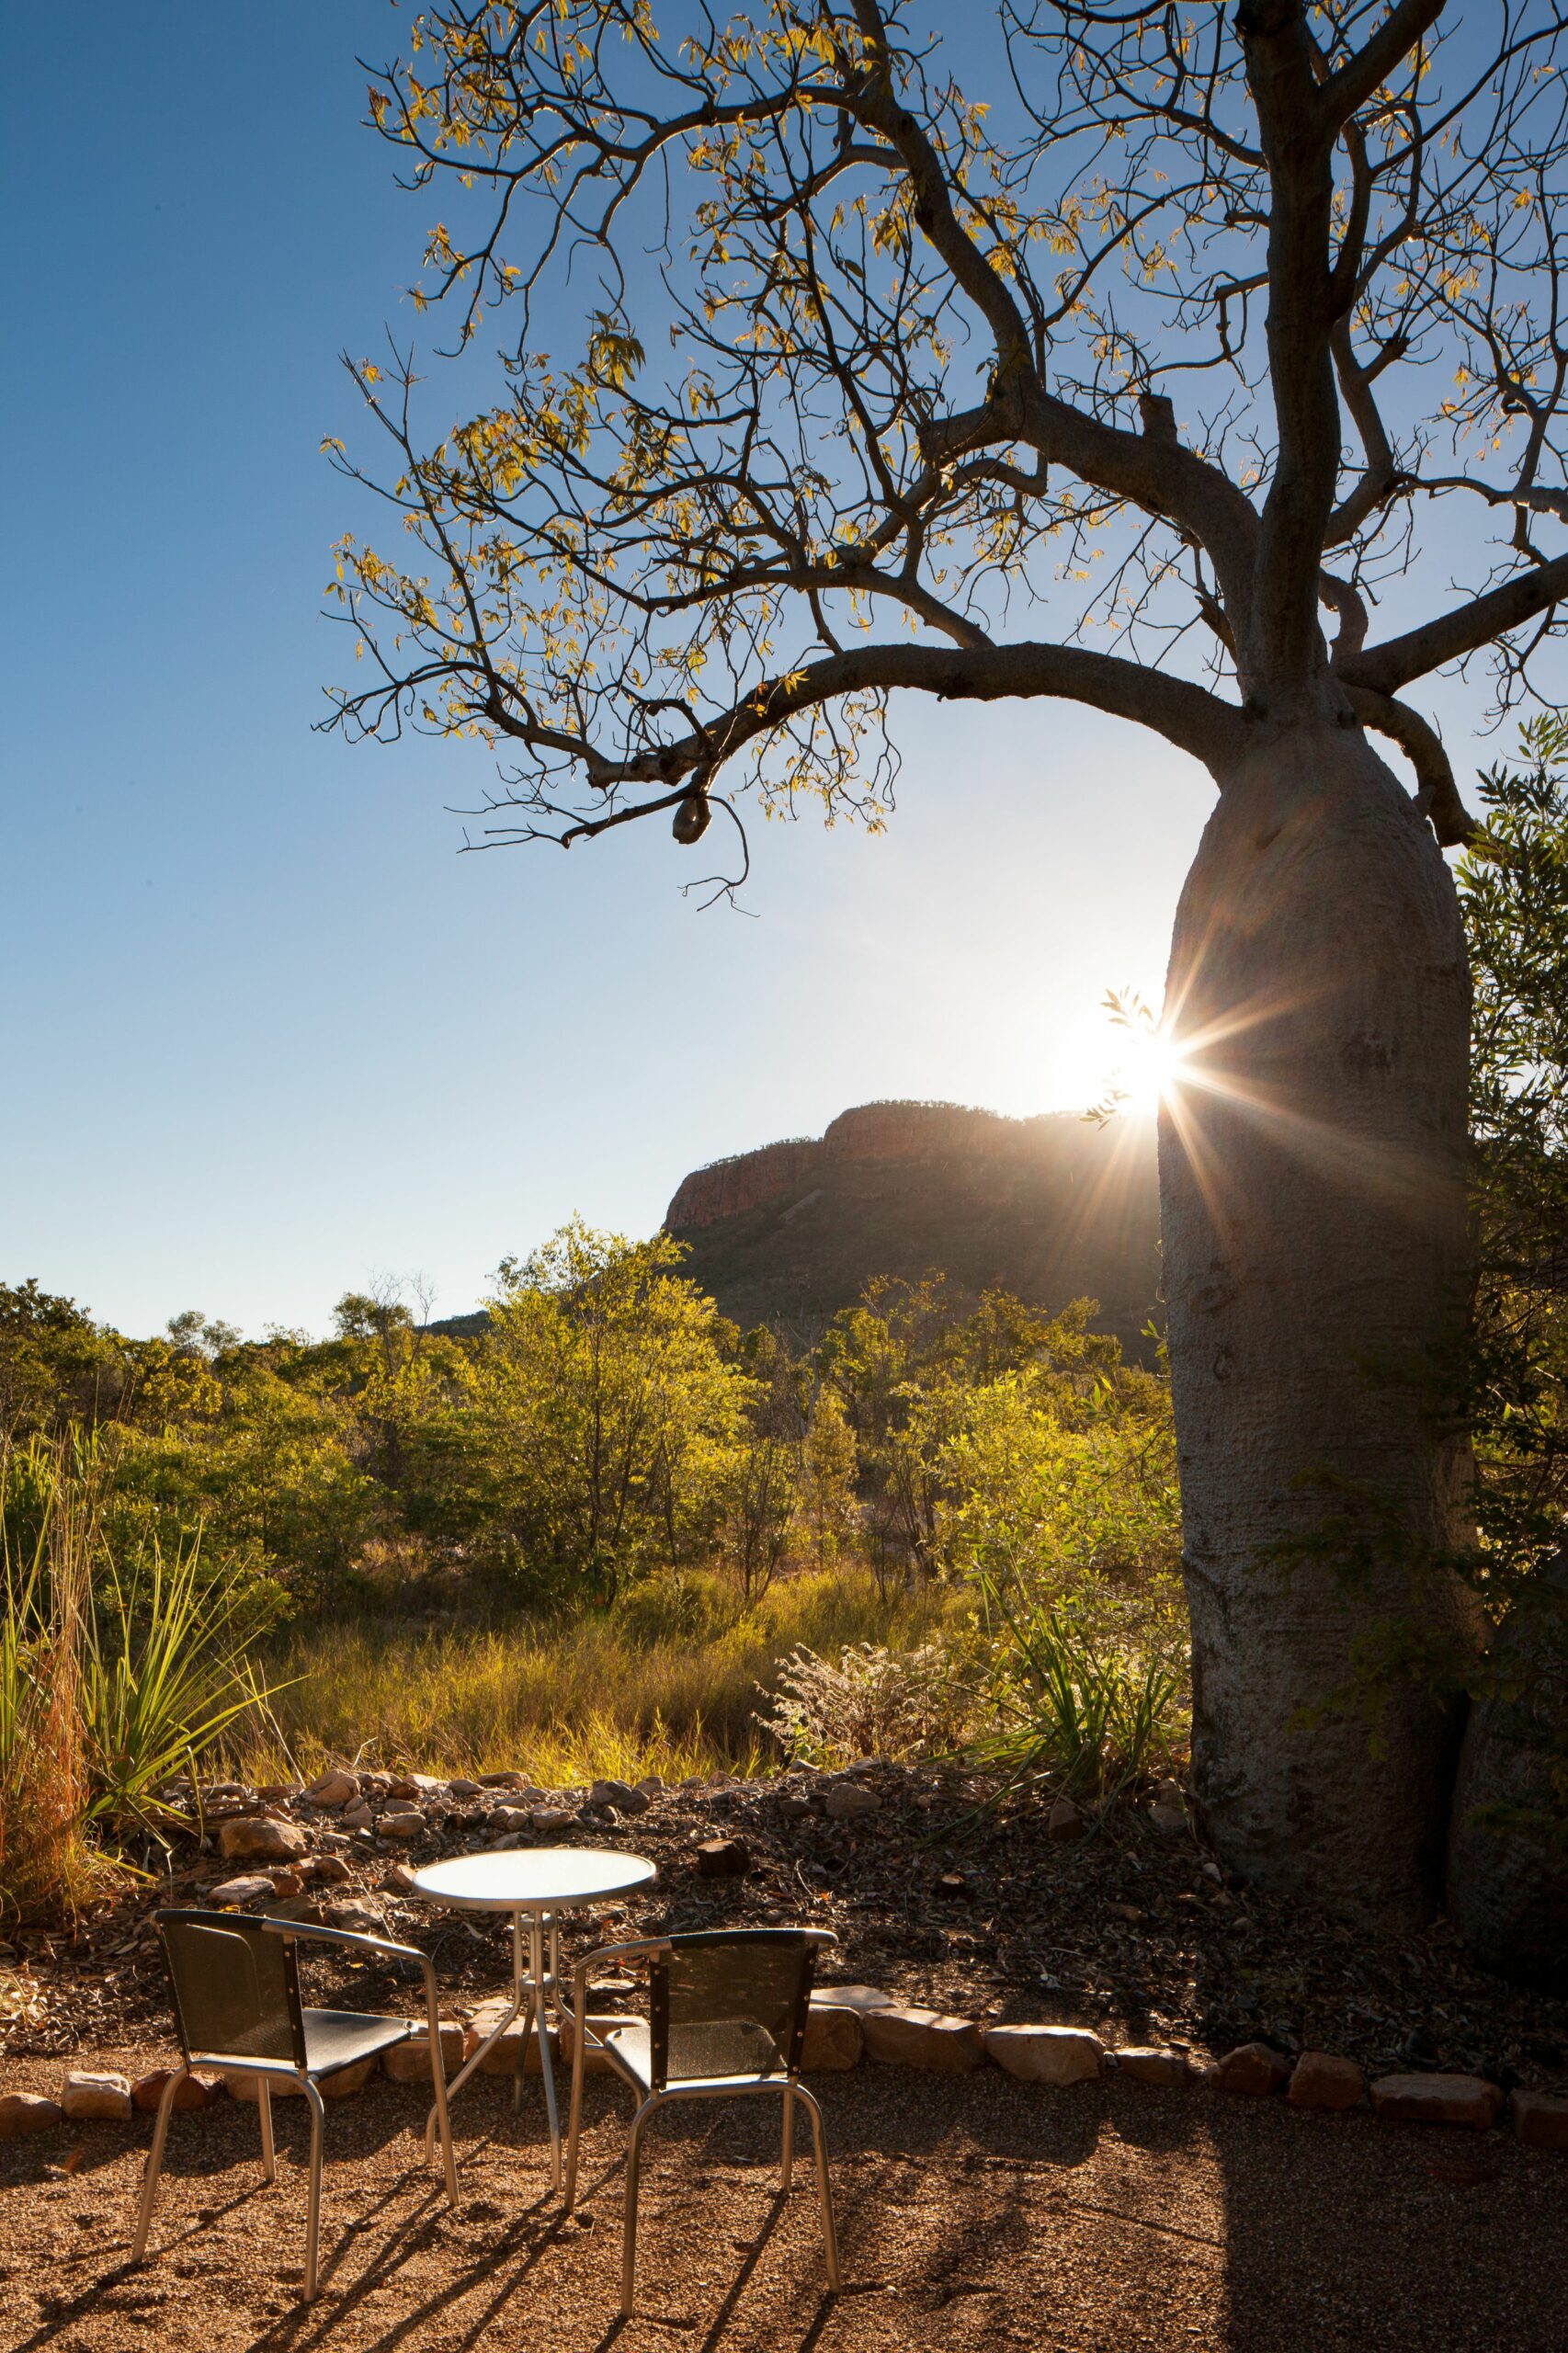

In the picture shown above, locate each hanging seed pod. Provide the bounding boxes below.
[672,792,710,844]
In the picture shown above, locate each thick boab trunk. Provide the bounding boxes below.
[1161,724,1481,1927]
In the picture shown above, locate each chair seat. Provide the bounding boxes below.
[605,2018,786,2094]
[301,2008,411,2075]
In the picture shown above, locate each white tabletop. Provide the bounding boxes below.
[410,1846,657,1912]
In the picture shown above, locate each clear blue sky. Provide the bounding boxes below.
[0,3,1500,1341]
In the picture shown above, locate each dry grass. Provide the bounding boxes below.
[229,1567,962,1786]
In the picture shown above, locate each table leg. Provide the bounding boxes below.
[423,1909,528,2160]
[531,1913,562,2187]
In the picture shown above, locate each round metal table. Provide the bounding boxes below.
[411,1847,657,2186]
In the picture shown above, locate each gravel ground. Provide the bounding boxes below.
[2,2052,1565,2353]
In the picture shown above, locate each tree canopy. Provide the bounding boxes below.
[326,1,1568,880]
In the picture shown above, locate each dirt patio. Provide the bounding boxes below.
[3,2048,1564,2353]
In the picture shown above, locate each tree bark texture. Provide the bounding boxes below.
[1446,1547,1568,1993]
[1160,725,1482,1925]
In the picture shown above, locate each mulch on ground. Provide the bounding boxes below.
[3,2055,1565,2353]
[5,1763,1565,2094]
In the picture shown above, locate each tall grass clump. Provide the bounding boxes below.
[0,1478,95,1918]
[1,1437,283,1920]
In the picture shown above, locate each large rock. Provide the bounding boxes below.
[801,2006,865,2072]
[217,1816,308,1864]
[862,2006,985,2073]
[1447,1545,1568,1994]
[812,1983,892,2015]
[1216,2043,1291,2097]
[1369,2074,1505,2130]
[382,2024,465,2083]
[587,1779,649,1815]
[308,1769,359,1808]
[1511,2089,1568,2150]
[694,1836,750,1877]
[131,2069,222,2113]
[0,2093,62,2138]
[1287,2052,1364,2111]
[824,1783,881,1823]
[210,1873,276,1906]
[225,2070,307,2102]
[983,2025,1102,2085]
[379,1809,426,1841]
[1112,2046,1189,2088]
[319,2057,380,2099]
[61,2071,132,2121]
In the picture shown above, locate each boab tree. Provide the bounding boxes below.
[328,0,1568,1931]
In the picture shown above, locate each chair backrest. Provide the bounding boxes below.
[649,1929,824,2091]
[155,1909,306,2070]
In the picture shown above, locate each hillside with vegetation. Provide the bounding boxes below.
[665,1099,1162,1352]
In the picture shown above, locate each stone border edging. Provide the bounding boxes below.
[6,2001,1566,2153]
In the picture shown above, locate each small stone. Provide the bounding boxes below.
[863,2006,984,2073]
[217,1816,309,1864]
[1218,2043,1291,2097]
[491,1806,532,1833]
[62,2070,133,2121]
[1288,2052,1365,2112]
[342,1800,374,1832]
[824,1783,881,1822]
[131,2069,221,2113]
[778,1797,812,1822]
[307,1769,359,1808]
[531,1806,574,1834]
[1512,2089,1568,2150]
[449,1779,483,1798]
[382,1863,417,1894]
[1108,1903,1145,1925]
[1047,1796,1083,1843]
[1369,2074,1505,2131]
[936,1871,971,1899]
[635,1775,664,1794]
[479,1770,528,1790]
[380,1809,426,1841]
[268,1870,304,1898]
[587,1778,649,1814]
[322,1901,382,1935]
[388,1772,447,1800]
[694,1836,750,1877]
[1149,1779,1188,1835]
[318,2057,379,2099]
[382,2024,465,2083]
[209,1873,276,1907]
[0,2093,62,2138]
[983,2025,1103,2086]
[801,2005,865,2072]
[1113,2046,1189,2088]
[311,1854,353,1885]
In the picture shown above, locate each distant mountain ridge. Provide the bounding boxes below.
[665,1098,1163,1353]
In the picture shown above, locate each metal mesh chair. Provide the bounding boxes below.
[563,1927,840,2316]
[132,1909,459,2301]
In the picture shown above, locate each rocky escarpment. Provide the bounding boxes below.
[666,1098,1163,1352]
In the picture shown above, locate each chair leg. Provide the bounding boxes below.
[131,2066,187,2261]
[301,2078,326,2303]
[621,2095,659,2319]
[794,2084,840,2293]
[257,2078,277,2183]
[781,2085,795,2191]
[562,2021,586,2215]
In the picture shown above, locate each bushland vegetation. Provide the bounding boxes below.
[4,727,1565,1929]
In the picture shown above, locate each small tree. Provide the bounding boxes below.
[331,3,1568,1927]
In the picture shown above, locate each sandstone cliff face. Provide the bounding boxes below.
[665,1099,1163,1352]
